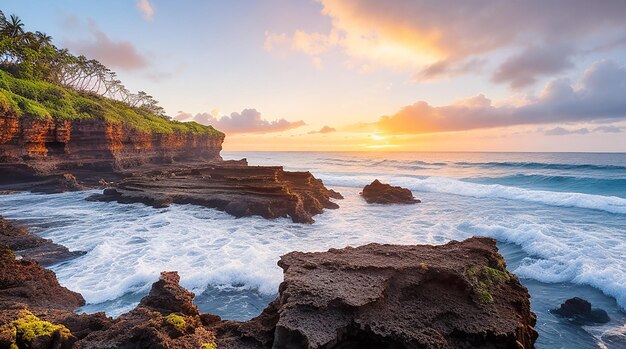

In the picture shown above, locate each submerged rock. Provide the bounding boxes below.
[361,179,420,204]
[552,297,610,324]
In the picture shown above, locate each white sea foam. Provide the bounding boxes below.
[0,185,624,314]
[318,174,626,215]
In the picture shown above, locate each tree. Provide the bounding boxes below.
[0,11,170,118]
[4,14,24,38]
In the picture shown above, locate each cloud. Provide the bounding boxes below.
[544,125,624,136]
[136,0,154,20]
[264,32,289,51]
[544,127,590,136]
[270,0,626,82]
[175,109,306,134]
[64,21,148,70]
[373,60,626,134]
[308,125,337,134]
[416,58,486,81]
[492,45,575,89]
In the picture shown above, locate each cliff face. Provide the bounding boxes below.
[0,112,224,174]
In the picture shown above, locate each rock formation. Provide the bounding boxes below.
[0,115,224,175]
[552,297,610,324]
[361,179,420,204]
[0,216,84,265]
[0,218,538,349]
[86,163,343,223]
[1,112,342,223]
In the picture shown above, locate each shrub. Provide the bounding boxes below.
[164,313,186,332]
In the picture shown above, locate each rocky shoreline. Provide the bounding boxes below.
[0,218,538,348]
[0,112,343,223]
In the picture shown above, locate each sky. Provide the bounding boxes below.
[4,0,626,152]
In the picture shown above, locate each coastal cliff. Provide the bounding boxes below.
[0,112,224,174]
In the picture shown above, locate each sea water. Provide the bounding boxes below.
[0,152,625,348]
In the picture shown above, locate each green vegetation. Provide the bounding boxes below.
[465,265,511,304]
[164,313,186,332]
[0,11,224,137]
[1,310,71,346]
[201,342,218,349]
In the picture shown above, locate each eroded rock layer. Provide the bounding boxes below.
[0,114,224,175]
[87,164,343,223]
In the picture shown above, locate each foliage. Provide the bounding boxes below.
[201,342,218,349]
[465,265,511,304]
[164,313,186,332]
[1,310,71,346]
[0,10,175,118]
[0,67,224,136]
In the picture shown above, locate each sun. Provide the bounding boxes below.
[370,134,387,141]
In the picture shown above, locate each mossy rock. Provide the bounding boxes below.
[465,265,511,304]
[164,313,186,333]
[0,310,73,349]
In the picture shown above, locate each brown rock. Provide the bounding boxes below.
[361,179,420,204]
[0,243,84,311]
[87,165,342,223]
[0,216,84,266]
[75,272,216,349]
[268,237,536,348]
[139,272,199,317]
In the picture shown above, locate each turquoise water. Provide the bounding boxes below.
[0,152,625,348]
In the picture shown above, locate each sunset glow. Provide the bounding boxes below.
[5,0,625,152]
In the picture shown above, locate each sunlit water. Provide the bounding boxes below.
[0,152,625,348]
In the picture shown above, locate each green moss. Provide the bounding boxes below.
[201,342,217,349]
[8,310,71,343]
[465,266,511,304]
[164,313,186,332]
[0,70,225,137]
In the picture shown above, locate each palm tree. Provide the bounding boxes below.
[0,11,7,29]
[35,31,52,47]
[3,15,24,38]
[4,14,24,38]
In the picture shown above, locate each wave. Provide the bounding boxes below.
[454,161,626,171]
[456,222,626,311]
[466,174,626,198]
[320,174,626,215]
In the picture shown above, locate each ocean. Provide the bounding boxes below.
[0,151,625,348]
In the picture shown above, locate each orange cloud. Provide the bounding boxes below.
[269,0,626,83]
[373,61,626,134]
[136,0,154,21]
[64,21,148,70]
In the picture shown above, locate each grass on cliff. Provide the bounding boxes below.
[0,70,224,137]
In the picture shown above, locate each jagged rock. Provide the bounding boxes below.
[0,216,84,266]
[552,297,610,324]
[0,218,538,348]
[75,272,216,349]
[268,237,536,348]
[87,165,343,223]
[360,179,420,204]
[0,244,84,311]
[139,272,199,316]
